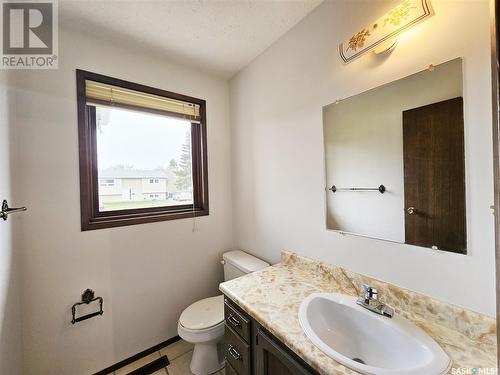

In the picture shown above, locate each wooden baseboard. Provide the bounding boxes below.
[93,335,181,375]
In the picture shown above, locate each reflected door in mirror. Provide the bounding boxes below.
[402,97,466,253]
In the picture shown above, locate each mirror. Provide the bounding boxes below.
[323,58,466,254]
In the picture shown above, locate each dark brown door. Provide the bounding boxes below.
[402,97,466,253]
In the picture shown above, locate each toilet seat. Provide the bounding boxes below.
[178,319,225,344]
[179,295,224,331]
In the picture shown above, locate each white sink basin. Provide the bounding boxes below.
[298,293,451,375]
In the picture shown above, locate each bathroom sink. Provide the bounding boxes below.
[298,293,451,375]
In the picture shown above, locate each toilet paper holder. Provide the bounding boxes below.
[71,289,103,324]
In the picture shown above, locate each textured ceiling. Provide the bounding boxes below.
[59,0,324,79]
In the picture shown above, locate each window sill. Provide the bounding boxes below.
[81,207,209,231]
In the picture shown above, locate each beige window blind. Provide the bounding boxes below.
[85,80,200,122]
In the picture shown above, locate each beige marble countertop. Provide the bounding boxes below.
[219,251,497,375]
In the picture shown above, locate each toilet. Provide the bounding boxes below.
[177,250,270,375]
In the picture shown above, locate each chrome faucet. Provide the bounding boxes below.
[356,284,394,318]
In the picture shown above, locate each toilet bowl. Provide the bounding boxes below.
[178,250,269,375]
[178,295,225,375]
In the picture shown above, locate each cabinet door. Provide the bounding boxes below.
[254,328,314,375]
[225,324,251,375]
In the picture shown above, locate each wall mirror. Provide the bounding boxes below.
[323,58,466,254]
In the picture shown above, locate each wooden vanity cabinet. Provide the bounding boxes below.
[223,296,320,375]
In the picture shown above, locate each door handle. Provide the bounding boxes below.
[406,206,416,215]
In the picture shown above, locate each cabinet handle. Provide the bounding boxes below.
[228,344,241,360]
[226,314,241,328]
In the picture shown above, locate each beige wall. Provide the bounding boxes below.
[9,26,233,374]
[324,58,463,242]
[0,71,23,375]
[230,0,495,315]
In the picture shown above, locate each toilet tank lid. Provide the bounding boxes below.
[223,250,270,273]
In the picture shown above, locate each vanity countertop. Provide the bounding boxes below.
[219,251,497,375]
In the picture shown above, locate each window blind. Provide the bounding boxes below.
[85,80,201,122]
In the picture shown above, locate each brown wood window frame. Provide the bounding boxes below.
[76,70,209,231]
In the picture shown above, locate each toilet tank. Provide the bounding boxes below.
[222,250,270,281]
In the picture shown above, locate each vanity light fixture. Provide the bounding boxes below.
[338,0,434,64]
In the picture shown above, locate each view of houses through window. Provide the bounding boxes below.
[96,106,194,211]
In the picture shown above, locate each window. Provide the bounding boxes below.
[77,70,209,231]
[100,179,115,187]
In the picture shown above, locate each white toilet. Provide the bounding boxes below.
[177,250,269,375]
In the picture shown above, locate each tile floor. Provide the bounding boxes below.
[110,339,226,375]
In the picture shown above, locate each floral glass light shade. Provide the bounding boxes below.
[338,0,434,64]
